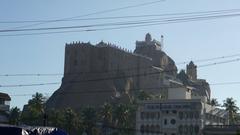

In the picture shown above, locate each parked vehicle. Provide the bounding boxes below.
[0,124,68,135]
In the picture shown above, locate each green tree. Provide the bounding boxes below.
[113,104,136,135]
[47,108,83,135]
[9,107,21,125]
[223,97,239,125]
[137,90,151,101]
[100,103,113,125]
[99,103,113,135]
[81,106,98,135]
[47,108,65,128]
[21,92,46,125]
[63,108,82,135]
[210,98,220,107]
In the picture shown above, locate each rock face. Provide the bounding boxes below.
[46,34,178,110]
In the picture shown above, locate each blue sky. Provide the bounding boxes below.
[0,0,240,109]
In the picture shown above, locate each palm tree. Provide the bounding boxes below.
[21,92,46,125]
[81,106,98,135]
[28,92,46,111]
[223,98,239,125]
[100,103,113,124]
[113,104,136,135]
[63,108,82,135]
[9,107,21,125]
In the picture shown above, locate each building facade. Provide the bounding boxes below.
[135,59,228,135]
[136,99,228,135]
[0,92,11,123]
[135,75,227,135]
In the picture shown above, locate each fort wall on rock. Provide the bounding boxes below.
[46,34,182,110]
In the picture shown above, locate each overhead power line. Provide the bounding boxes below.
[1,12,240,36]
[177,53,240,65]
[1,57,240,87]
[7,81,240,97]
[1,13,240,33]
[0,73,63,77]
[0,57,240,77]
[0,82,60,88]
[1,8,240,24]
[9,0,165,29]
[198,58,240,67]
[0,70,164,87]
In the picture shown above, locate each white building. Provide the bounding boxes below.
[135,77,228,135]
[136,99,228,135]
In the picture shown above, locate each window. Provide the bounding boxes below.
[172,110,177,114]
[189,125,194,134]
[194,125,199,134]
[164,119,168,125]
[178,125,183,134]
[140,112,144,120]
[0,100,4,105]
[179,112,183,120]
[146,112,149,119]
[156,125,160,133]
[195,112,199,119]
[189,112,193,119]
[184,125,188,134]
[184,112,188,119]
[140,125,144,134]
[157,112,160,119]
[150,125,155,134]
[146,125,150,133]
[150,112,155,119]
[170,119,176,125]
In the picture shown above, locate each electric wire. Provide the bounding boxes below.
[198,58,240,67]
[177,53,240,65]
[1,8,240,24]
[1,12,240,37]
[1,12,240,33]
[0,57,239,77]
[9,0,165,29]
[1,57,240,87]
[7,81,240,97]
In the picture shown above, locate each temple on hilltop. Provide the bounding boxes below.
[46,33,211,110]
[135,33,177,76]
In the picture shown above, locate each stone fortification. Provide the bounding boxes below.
[46,34,178,109]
